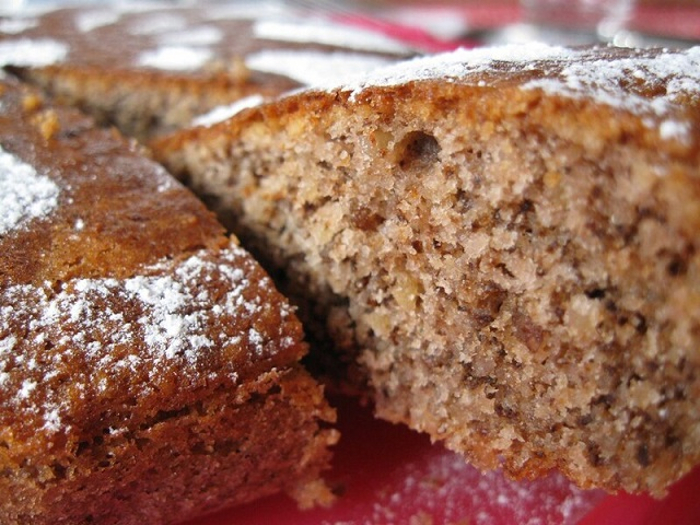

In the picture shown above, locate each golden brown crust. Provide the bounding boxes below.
[0,4,407,140]
[0,78,337,525]
[0,81,225,286]
[11,64,297,141]
[153,45,700,496]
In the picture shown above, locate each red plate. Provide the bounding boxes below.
[179,394,700,525]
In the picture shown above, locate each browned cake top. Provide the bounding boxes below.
[0,2,408,88]
[0,77,306,455]
[337,44,700,142]
[161,44,700,151]
[0,78,226,286]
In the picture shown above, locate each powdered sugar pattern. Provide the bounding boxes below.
[137,45,212,71]
[339,43,580,95]
[524,47,700,127]
[0,17,39,34]
[659,120,691,140]
[192,94,265,127]
[359,447,602,525]
[156,25,223,47]
[254,17,411,54]
[0,145,60,235]
[0,37,68,67]
[0,245,293,435]
[246,49,394,87]
[338,44,700,138]
[128,12,187,35]
[74,9,122,33]
[202,2,284,21]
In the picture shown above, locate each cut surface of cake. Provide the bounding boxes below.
[0,1,408,140]
[153,44,700,496]
[0,77,337,525]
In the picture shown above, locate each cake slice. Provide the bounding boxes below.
[152,44,700,496]
[0,77,337,525]
[0,1,408,141]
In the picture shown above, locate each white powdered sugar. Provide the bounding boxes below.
[0,145,60,236]
[0,334,16,356]
[156,25,223,47]
[0,0,54,16]
[42,407,62,433]
[362,447,602,525]
[254,17,412,54]
[336,44,700,140]
[246,49,395,87]
[0,37,69,67]
[0,17,39,34]
[109,0,175,14]
[74,9,122,33]
[524,46,700,124]
[203,1,285,21]
[150,162,181,193]
[339,42,580,94]
[128,12,187,36]
[0,245,290,435]
[137,45,212,71]
[192,94,265,127]
[659,119,691,141]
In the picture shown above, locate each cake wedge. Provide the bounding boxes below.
[0,77,337,525]
[153,44,700,496]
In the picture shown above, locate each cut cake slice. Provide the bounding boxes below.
[0,1,409,141]
[0,77,337,525]
[153,44,700,496]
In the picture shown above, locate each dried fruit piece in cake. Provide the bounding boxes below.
[0,78,337,525]
[0,2,408,140]
[153,44,700,496]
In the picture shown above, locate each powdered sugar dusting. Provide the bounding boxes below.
[137,45,212,71]
[74,9,122,33]
[0,17,39,34]
[524,46,700,126]
[192,94,265,128]
[0,37,68,67]
[0,245,295,435]
[109,1,174,14]
[659,119,691,140]
[203,2,284,21]
[340,43,580,95]
[254,17,412,54]
[338,44,700,138]
[362,447,603,525]
[0,145,60,235]
[156,25,223,47]
[151,162,180,193]
[128,12,187,36]
[246,49,394,87]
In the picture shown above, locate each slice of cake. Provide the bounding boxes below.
[0,77,337,525]
[152,44,700,496]
[0,1,408,141]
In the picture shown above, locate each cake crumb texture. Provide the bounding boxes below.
[154,44,700,497]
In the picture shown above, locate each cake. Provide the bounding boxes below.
[0,77,338,525]
[0,1,409,140]
[152,44,700,496]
